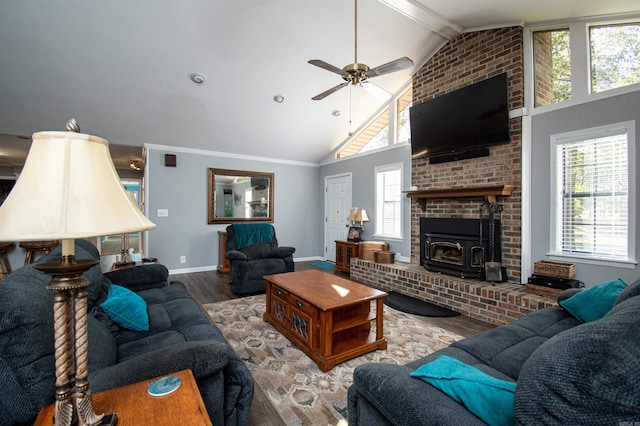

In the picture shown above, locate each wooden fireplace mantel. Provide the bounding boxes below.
[404,184,515,210]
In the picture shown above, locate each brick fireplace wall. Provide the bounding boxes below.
[411,26,524,283]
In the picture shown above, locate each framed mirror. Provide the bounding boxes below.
[208,168,274,224]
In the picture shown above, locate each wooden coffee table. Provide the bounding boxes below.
[263,269,387,372]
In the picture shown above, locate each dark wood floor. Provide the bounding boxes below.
[169,261,494,426]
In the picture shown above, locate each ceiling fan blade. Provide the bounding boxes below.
[308,59,349,78]
[311,82,349,101]
[367,57,414,78]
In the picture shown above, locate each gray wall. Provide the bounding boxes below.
[319,144,412,260]
[530,90,640,286]
[145,148,322,272]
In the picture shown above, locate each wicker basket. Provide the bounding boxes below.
[533,260,576,279]
[525,283,563,299]
[374,251,395,264]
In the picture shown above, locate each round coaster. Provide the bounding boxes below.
[148,375,181,397]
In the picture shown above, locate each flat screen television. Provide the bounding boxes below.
[410,73,509,163]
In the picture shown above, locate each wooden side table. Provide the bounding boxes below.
[334,240,359,274]
[110,259,159,271]
[35,369,212,425]
[217,230,229,273]
[0,241,14,279]
[19,240,60,265]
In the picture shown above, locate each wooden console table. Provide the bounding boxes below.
[20,240,60,265]
[334,240,359,274]
[263,269,387,372]
[35,369,211,425]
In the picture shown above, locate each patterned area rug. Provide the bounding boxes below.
[203,295,463,426]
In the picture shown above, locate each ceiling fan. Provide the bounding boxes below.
[308,0,414,101]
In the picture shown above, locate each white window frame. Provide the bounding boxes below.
[549,120,636,267]
[374,163,403,240]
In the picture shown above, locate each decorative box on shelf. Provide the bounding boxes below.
[374,251,395,264]
[533,260,576,279]
[359,241,388,261]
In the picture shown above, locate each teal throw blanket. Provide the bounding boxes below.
[233,223,275,249]
[410,355,516,426]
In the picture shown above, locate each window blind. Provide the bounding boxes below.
[557,132,628,259]
[376,167,401,237]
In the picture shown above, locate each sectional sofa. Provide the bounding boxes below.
[0,239,253,425]
[348,278,640,425]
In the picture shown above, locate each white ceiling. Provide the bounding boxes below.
[1,0,639,166]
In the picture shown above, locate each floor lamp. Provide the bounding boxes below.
[0,120,156,425]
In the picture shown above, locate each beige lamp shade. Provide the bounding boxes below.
[347,208,359,222]
[355,209,369,223]
[0,131,156,241]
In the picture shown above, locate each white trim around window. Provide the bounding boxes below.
[374,163,403,240]
[549,120,636,267]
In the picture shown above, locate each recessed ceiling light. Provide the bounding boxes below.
[332,110,341,117]
[190,73,205,85]
[273,95,285,103]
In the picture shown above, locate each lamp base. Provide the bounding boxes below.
[52,413,118,426]
[52,413,118,425]
[97,414,118,425]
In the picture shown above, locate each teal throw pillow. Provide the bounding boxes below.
[410,355,516,426]
[100,284,149,331]
[559,278,627,323]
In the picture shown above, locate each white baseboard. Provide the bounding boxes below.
[168,265,218,275]
[168,256,326,275]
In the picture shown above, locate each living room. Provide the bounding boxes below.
[1,1,640,425]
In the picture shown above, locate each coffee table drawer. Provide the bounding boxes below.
[271,285,289,299]
[272,285,317,317]
[289,295,317,317]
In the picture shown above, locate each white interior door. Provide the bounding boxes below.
[324,173,352,262]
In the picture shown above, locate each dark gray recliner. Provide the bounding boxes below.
[225,223,295,295]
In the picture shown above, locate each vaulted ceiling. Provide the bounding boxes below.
[1,0,639,167]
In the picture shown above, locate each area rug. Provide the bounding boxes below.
[384,291,461,317]
[203,295,463,426]
[310,261,335,271]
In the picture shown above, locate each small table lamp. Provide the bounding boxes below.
[355,209,369,230]
[0,120,156,425]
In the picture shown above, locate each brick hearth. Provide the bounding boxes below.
[351,259,556,326]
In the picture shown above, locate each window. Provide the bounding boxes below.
[397,87,413,144]
[337,86,412,159]
[375,163,402,239]
[550,122,635,262]
[530,20,640,109]
[337,109,389,158]
[533,28,571,106]
[590,22,640,93]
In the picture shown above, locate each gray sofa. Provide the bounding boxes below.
[0,239,253,426]
[348,279,640,425]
